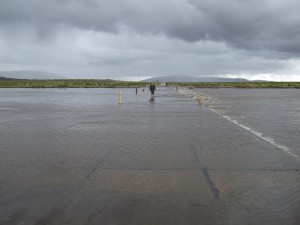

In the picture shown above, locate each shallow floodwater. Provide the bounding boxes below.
[201,88,300,159]
[0,88,299,225]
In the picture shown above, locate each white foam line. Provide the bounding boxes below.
[209,107,300,162]
[177,88,299,161]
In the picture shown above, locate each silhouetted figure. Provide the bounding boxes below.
[149,83,156,96]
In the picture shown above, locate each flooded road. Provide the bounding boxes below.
[0,88,299,225]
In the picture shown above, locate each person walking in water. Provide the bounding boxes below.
[149,83,156,96]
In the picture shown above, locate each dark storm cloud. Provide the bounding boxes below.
[1,0,300,55]
[187,0,300,54]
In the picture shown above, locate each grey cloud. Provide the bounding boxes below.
[1,0,300,55]
[187,0,300,53]
[0,0,219,40]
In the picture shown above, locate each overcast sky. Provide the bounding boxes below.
[1,0,300,81]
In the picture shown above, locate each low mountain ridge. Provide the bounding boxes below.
[141,75,250,82]
[0,70,67,80]
[0,77,14,80]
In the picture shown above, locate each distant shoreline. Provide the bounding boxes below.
[0,79,300,88]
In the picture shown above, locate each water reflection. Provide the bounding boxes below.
[199,101,203,112]
[149,96,155,102]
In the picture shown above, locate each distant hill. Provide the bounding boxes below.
[0,70,67,80]
[251,80,269,82]
[141,76,250,82]
[0,77,14,80]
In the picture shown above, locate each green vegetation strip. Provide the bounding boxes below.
[0,79,300,88]
[0,79,147,88]
[170,82,300,88]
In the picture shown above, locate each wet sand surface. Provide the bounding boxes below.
[0,88,299,225]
